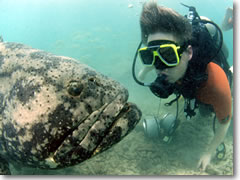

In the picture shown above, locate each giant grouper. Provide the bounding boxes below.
[0,40,142,174]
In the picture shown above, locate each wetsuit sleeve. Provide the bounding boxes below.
[196,62,232,124]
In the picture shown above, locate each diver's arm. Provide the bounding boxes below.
[208,119,230,154]
[198,118,230,171]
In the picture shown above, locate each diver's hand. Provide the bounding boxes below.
[197,153,212,172]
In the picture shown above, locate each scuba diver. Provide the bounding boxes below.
[132,1,232,172]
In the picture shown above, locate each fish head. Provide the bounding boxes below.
[0,43,142,169]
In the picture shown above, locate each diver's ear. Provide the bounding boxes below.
[186,45,193,61]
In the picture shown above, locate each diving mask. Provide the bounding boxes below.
[132,41,177,99]
[138,40,187,69]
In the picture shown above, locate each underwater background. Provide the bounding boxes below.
[0,0,233,175]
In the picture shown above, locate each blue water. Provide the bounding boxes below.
[0,0,233,61]
[0,0,233,104]
[0,0,233,175]
[0,0,233,112]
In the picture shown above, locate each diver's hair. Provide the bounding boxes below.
[140,1,192,44]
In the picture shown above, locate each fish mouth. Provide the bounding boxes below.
[45,94,141,168]
[92,102,140,155]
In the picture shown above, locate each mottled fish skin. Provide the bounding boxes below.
[0,42,141,172]
[0,156,10,175]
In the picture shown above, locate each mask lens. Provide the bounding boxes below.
[158,47,178,65]
[139,49,154,65]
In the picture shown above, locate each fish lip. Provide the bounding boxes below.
[48,93,128,160]
[91,102,141,156]
[73,93,130,145]
[50,96,141,168]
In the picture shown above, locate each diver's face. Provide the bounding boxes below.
[147,32,192,83]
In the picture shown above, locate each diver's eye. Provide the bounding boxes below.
[67,81,83,96]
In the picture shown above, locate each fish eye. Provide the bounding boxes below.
[67,81,83,96]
